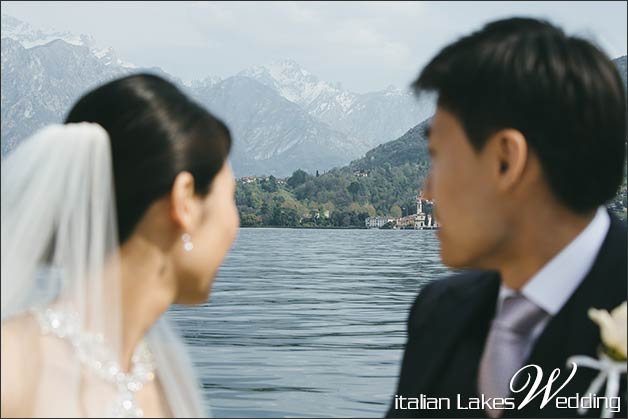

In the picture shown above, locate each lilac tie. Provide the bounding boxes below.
[478,292,547,418]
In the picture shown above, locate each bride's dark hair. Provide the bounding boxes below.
[65,73,232,244]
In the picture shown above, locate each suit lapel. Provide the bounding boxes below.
[512,213,627,417]
[414,272,500,396]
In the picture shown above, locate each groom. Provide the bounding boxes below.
[387,17,627,418]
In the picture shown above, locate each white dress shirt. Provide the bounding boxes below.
[496,206,611,360]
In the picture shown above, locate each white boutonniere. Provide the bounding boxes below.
[589,302,627,361]
[567,302,627,418]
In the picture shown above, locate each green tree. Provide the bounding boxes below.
[347,181,361,196]
[390,205,402,218]
[272,207,300,227]
[287,169,309,188]
[240,213,262,227]
[261,176,279,192]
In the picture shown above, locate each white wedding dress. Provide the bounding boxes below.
[1,124,206,418]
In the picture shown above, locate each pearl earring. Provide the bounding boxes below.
[182,233,194,252]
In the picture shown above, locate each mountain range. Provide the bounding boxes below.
[1,14,434,176]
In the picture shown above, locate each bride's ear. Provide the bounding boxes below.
[169,171,196,231]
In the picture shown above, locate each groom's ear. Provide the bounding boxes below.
[169,171,196,231]
[488,129,529,192]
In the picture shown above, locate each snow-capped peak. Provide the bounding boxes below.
[381,84,410,97]
[1,14,135,68]
[1,14,95,49]
[238,59,342,107]
[92,46,137,68]
[267,59,313,80]
[188,75,222,89]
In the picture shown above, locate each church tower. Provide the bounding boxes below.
[415,190,426,229]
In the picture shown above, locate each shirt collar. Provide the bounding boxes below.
[498,206,610,316]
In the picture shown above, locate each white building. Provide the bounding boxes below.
[415,190,439,229]
[365,216,394,229]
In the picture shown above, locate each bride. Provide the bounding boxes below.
[1,74,239,417]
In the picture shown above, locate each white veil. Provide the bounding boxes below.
[1,123,206,417]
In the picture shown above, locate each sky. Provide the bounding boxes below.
[2,1,627,93]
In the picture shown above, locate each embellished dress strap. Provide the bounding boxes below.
[31,306,156,418]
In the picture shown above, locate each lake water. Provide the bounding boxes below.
[167,228,449,418]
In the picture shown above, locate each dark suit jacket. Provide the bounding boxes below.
[387,212,627,418]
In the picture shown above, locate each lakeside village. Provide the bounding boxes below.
[238,174,439,230]
[364,190,440,230]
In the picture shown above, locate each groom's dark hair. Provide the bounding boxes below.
[413,17,626,214]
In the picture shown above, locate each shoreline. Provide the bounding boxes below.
[239,226,440,230]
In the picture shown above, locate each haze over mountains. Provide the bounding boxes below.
[1,14,434,176]
[3,13,625,180]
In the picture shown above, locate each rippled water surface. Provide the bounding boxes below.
[168,228,449,417]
